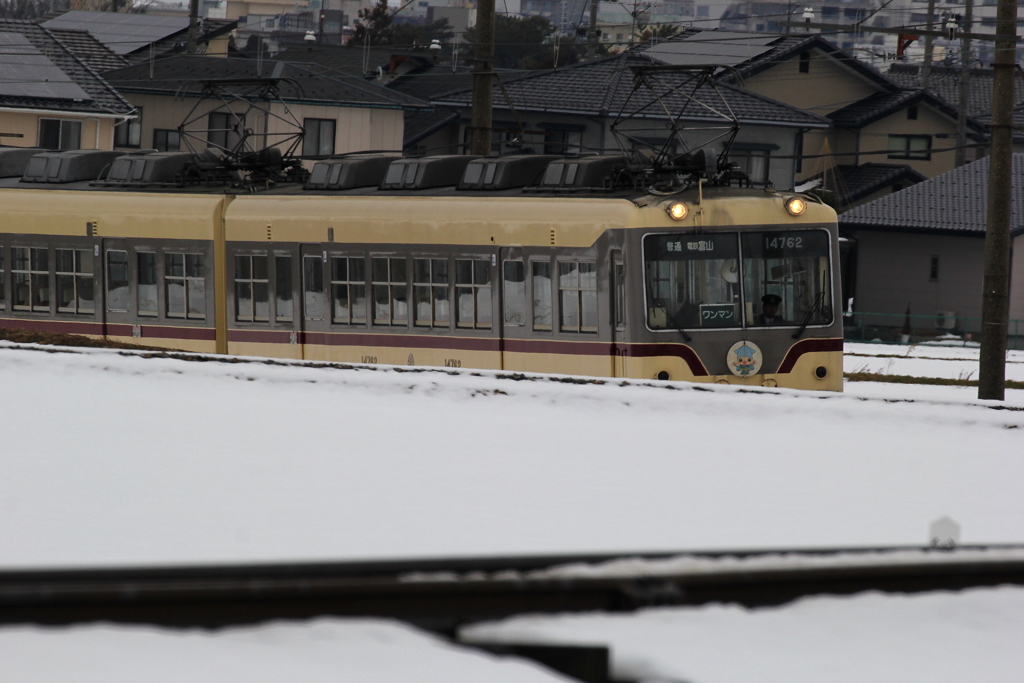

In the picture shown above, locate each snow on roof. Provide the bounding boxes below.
[461,585,1024,683]
[1,342,1022,570]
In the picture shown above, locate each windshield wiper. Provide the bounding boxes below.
[792,291,826,340]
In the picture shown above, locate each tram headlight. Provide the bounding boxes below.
[785,196,808,216]
[666,202,688,221]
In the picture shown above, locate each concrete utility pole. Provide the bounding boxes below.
[978,0,1017,400]
[955,0,973,168]
[469,0,495,155]
[588,0,600,58]
[921,0,936,88]
[187,0,201,55]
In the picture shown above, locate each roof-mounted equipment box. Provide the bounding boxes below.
[535,155,626,191]
[21,150,123,184]
[98,151,192,186]
[458,155,561,190]
[305,154,401,191]
[0,147,46,178]
[380,155,479,190]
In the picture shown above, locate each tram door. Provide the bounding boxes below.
[100,238,134,340]
[499,247,528,372]
[611,250,627,377]
[299,243,328,361]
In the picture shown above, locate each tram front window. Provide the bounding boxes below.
[742,231,832,328]
[644,234,740,329]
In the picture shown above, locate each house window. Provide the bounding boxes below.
[372,256,408,326]
[930,256,939,282]
[106,250,129,312]
[543,129,582,155]
[235,254,269,322]
[697,4,709,16]
[888,134,932,160]
[153,129,180,152]
[12,247,49,312]
[208,112,243,152]
[114,111,142,148]
[799,51,810,73]
[455,258,491,329]
[138,252,157,316]
[38,118,82,151]
[56,249,94,315]
[733,149,771,184]
[331,256,367,325]
[907,105,918,120]
[166,253,205,319]
[413,257,450,327]
[558,260,598,333]
[303,118,336,157]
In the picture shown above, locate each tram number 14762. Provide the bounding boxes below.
[444,359,462,368]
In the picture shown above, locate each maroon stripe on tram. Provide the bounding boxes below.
[776,338,844,374]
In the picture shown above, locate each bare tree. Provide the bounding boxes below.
[0,0,56,20]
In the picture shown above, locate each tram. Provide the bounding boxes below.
[0,148,843,390]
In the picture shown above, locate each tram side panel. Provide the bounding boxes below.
[0,190,226,354]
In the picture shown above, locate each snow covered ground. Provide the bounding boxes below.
[461,586,1024,683]
[844,341,1024,382]
[1,341,1021,570]
[0,619,569,683]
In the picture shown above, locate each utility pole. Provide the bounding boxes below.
[588,0,600,58]
[187,0,200,54]
[469,0,495,155]
[955,0,973,168]
[978,0,1017,400]
[921,0,935,88]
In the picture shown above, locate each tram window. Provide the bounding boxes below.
[413,258,449,327]
[643,234,740,329]
[455,258,491,329]
[372,257,408,326]
[742,231,832,328]
[165,253,206,319]
[56,249,94,315]
[13,247,50,313]
[558,261,597,333]
[106,250,129,313]
[503,260,525,326]
[331,256,367,325]
[275,255,293,322]
[303,255,325,321]
[0,248,5,309]
[532,260,552,330]
[235,254,269,323]
[613,255,625,330]
[137,252,157,316]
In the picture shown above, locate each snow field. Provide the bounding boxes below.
[1,342,1021,569]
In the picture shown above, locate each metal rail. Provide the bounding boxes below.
[3,546,1023,633]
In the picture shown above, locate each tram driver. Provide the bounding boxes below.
[757,294,789,326]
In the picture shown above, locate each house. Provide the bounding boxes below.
[838,154,1024,334]
[0,19,135,151]
[101,55,430,157]
[42,10,238,62]
[430,50,830,190]
[657,30,987,182]
[796,162,927,211]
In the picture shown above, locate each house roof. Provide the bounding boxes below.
[46,27,128,72]
[42,11,236,60]
[827,88,983,134]
[800,162,926,207]
[838,154,1024,235]
[886,62,1024,118]
[0,18,134,116]
[432,52,830,128]
[102,55,431,111]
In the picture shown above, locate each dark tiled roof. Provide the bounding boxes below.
[121,19,238,63]
[102,55,431,110]
[433,52,829,127]
[403,106,460,148]
[47,27,129,72]
[802,162,925,207]
[0,19,134,115]
[276,44,429,77]
[838,154,1024,235]
[886,63,1024,118]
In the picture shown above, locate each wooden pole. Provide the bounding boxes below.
[921,0,935,88]
[978,0,1017,400]
[469,0,495,155]
[955,0,972,168]
[187,0,200,55]
[588,0,600,57]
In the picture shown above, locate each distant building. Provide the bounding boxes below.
[0,19,134,151]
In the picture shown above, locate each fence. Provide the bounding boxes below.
[843,311,1024,350]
